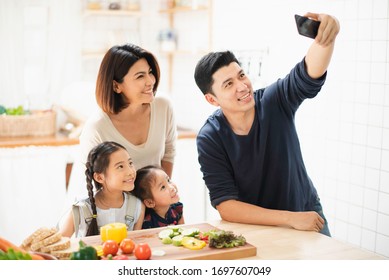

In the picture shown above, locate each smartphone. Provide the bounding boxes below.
[294,14,320,39]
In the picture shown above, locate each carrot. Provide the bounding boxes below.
[0,236,22,252]
[0,236,44,260]
[30,253,45,260]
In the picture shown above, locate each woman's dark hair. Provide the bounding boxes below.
[84,141,127,236]
[96,43,161,114]
[194,50,240,95]
[132,165,162,201]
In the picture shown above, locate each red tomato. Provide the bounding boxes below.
[134,243,151,260]
[120,238,136,254]
[102,240,119,256]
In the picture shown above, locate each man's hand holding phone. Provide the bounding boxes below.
[295,13,340,47]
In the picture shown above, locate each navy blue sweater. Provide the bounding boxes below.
[197,58,326,211]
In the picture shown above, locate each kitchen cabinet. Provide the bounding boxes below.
[0,141,79,245]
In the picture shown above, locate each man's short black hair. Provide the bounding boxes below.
[194,50,239,95]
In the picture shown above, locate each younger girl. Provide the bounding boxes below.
[60,141,145,237]
[132,165,184,229]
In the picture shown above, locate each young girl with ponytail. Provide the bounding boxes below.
[59,141,145,238]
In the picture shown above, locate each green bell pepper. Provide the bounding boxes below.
[70,240,98,260]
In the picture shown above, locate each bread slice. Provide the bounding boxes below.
[30,232,62,251]
[40,237,71,253]
[21,227,57,250]
[50,248,74,260]
[32,227,57,244]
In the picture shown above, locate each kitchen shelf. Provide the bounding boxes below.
[80,4,145,78]
[161,49,210,55]
[159,0,213,92]
[83,9,144,17]
[159,5,209,13]
[80,1,213,91]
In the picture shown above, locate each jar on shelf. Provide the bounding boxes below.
[87,0,102,10]
[120,0,140,11]
[158,29,177,52]
[108,1,121,10]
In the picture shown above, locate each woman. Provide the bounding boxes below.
[67,44,177,202]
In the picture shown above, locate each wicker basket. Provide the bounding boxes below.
[0,110,56,137]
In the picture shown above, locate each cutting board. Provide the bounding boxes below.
[77,223,257,260]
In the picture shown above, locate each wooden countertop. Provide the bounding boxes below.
[208,220,386,260]
[0,128,197,148]
[0,133,79,148]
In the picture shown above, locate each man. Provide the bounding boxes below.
[194,13,340,236]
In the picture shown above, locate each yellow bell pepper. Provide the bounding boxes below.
[181,237,206,250]
[100,223,127,244]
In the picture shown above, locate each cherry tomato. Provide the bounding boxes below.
[134,243,151,260]
[102,240,119,256]
[120,238,136,254]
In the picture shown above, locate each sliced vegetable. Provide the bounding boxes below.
[158,229,174,239]
[172,235,184,246]
[161,237,173,245]
[181,237,206,250]
[167,225,183,233]
[197,232,209,242]
[181,228,200,237]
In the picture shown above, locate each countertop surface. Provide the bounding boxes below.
[0,128,197,148]
[207,220,386,260]
[0,133,79,148]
